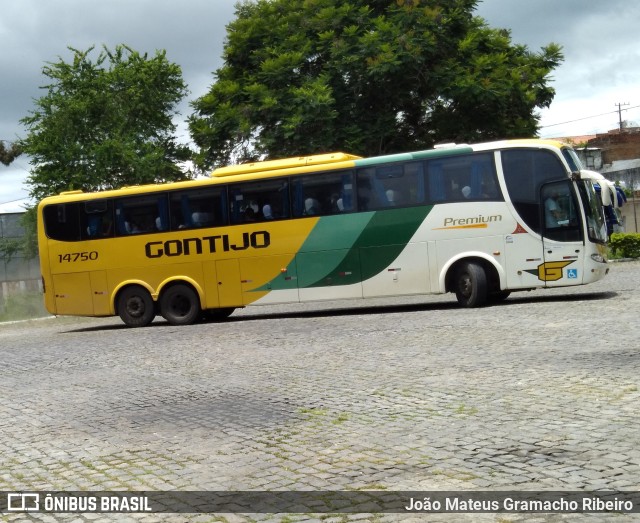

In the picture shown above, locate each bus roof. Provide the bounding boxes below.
[211,152,362,177]
[41,139,571,204]
[211,145,477,179]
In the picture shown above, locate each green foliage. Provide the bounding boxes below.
[609,233,640,259]
[0,141,22,166]
[0,237,21,262]
[189,0,563,168]
[0,208,38,262]
[20,45,192,202]
[20,207,39,260]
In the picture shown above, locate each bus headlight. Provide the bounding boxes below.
[591,253,606,263]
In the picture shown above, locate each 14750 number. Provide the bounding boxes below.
[58,251,99,263]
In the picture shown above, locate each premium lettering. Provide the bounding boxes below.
[145,231,270,258]
[443,214,503,227]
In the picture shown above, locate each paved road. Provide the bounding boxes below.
[1,261,639,522]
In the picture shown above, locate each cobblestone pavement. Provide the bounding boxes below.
[1,261,639,523]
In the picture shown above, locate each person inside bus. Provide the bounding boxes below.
[385,189,398,206]
[304,197,320,215]
[330,193,345,213]
[123,217,141,234]
[544,191,563,227]
[262,204,274,220]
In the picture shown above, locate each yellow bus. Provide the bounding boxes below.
[37,139,609,327]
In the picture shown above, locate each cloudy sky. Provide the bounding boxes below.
[2,0,640,211]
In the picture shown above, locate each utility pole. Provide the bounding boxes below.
[615,102,630,132]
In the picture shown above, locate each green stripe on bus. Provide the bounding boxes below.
[354,153,414,167]
[410,147,473,160]
[254,213,374,291]
[304,205,433,288]
[256,206,433,292]
[298,213,374,253]
[353,147,474,167]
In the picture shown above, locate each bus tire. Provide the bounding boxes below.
[160,284,201,326]
[454,261,488,308]
[117,285,155,327]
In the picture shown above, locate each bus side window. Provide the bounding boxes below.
[426,153,499,203]
[82,200,113,239]
[357,162,425,210]
[469,155,501,199]
[114,195,167,236]
[43,203,82,242]
[292,170,354,217]
[427,162,447,202]
[229,179,290,224]
[169,187,227,230]
[404,162,425,204]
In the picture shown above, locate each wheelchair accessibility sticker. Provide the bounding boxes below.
[525,260,575,282]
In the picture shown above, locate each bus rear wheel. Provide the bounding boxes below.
[117,285,155,327]
[160,284,201,326]
[454,261,488,308]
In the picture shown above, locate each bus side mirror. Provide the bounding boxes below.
[599,184,612,206]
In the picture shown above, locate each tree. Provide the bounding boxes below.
[190,0,562,168]
[0,140,22,166]
[21,45,192,202]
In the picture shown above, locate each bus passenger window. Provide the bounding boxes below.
[426,153,499,203]
[291,170,354,217]
[229,179,290,224]
[43,203,82,242]
[169,187,226,230]
[82,200,113,239]
[356,162,425,210]
[114,194,168,236]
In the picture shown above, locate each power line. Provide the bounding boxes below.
[540,104,640,129]
[0,196,30,206]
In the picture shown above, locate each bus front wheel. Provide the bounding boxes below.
[454,261,488,308]
[117,286,155,327]
[160,284,201,326]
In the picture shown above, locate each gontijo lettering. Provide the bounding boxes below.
[145,231,270,258]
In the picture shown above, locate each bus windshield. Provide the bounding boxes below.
[562,147,583,171]
[577,180,607,243]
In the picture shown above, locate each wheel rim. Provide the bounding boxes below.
[459,273,472,298]
[126,296,146,318]
[169,293,191,318]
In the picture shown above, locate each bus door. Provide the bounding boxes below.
[52,272,93,316]
[540,181,585,287]
[213,259,243,307]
